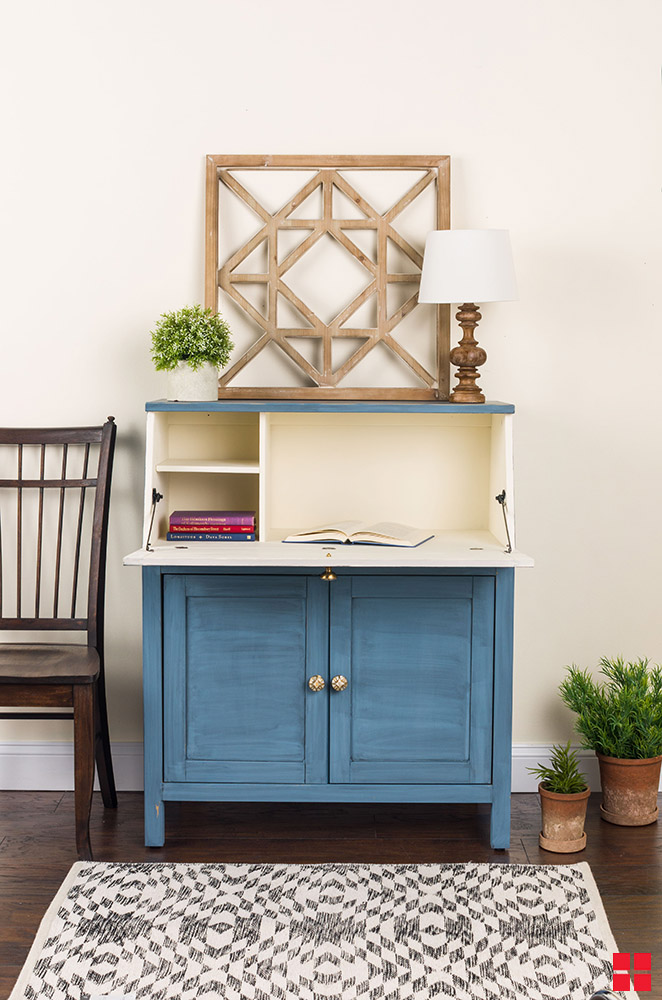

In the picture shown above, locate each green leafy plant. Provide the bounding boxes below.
[559,656,662,759]
[150,305,234,372]
[528,741,588,794]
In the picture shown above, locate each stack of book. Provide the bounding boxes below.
[166,510,256,542]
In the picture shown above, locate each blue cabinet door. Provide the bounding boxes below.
[163,574,328,783]
[329,575,495,784]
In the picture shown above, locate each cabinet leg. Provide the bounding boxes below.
[490,795,511,849]
[491,568,514,851]
[145,794,165,847]
[142,566,165,847]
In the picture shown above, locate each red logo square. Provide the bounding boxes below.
[612,952,653,992]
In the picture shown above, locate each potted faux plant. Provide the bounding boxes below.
[529,741,590,852]
[560,656,662,826]
[150,304,234,401]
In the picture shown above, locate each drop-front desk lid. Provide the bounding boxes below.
[123,530,533,569]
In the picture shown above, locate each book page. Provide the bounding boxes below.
[283,520,366,543]
[351,522,434,547]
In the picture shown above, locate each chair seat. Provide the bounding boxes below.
[0,644,100,684]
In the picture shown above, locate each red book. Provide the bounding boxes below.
[169,509,256,527]
[167,524,255,534]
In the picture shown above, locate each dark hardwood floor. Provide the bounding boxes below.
[0,792,660,998]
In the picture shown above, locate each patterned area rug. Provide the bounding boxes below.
[11,862,628,1000]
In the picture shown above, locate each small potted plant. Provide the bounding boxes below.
[560,656,662,826]
[529,741,590,852]
[150,304,234,401]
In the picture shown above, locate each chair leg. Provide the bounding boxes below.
[94,680,117,809]
[73,684,95,861]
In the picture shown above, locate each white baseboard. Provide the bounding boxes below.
[0,742,658,793]
[0,741,144,791]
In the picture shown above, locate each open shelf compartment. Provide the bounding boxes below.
[145,410,260,543]
[142,402,516,554]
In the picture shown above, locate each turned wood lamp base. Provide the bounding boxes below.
[449,303,487,404]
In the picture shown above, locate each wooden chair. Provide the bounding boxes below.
[0,418,117,859]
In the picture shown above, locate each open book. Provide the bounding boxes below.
[283,520,434,548]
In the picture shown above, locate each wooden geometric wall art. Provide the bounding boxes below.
[205,155,450,399]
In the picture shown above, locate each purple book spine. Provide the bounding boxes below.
[169,512,255,526]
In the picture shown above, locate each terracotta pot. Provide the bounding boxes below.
[597,753,662,826]
[538,783,590,853]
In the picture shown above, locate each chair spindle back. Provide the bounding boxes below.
[0,418,116,648]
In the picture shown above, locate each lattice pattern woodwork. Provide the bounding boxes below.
[205,156,450,399]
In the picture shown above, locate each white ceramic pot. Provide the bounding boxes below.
[166,362,219,401]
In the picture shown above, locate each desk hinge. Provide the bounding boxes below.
[495,490,513,554]
[145,488,163,551]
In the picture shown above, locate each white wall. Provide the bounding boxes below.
[0,0,661,751]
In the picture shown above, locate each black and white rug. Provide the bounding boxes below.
[11,862,628,1000]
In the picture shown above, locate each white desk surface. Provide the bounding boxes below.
[123,530,533,569]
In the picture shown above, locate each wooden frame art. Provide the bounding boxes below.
[205,155,450,399]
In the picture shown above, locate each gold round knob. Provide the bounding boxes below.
[308,675,325,692]
[331,674,348,692]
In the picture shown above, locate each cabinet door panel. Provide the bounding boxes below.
[329,575,494,783]
[164,575,328,783]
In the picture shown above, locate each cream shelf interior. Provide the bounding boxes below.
[155,459,260,474]
[138,402,527,567]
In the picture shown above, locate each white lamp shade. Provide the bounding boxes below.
[418,229,517,304]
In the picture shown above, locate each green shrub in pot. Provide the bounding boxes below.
[559,656,662,826]
[150,305,234,400]
[528,742,590,853]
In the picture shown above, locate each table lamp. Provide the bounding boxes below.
[419,229,517,403]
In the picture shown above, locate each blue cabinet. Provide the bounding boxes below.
[147,566,513,849]
[129,399,530,852]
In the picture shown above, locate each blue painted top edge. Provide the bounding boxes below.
[145,399,515,414]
